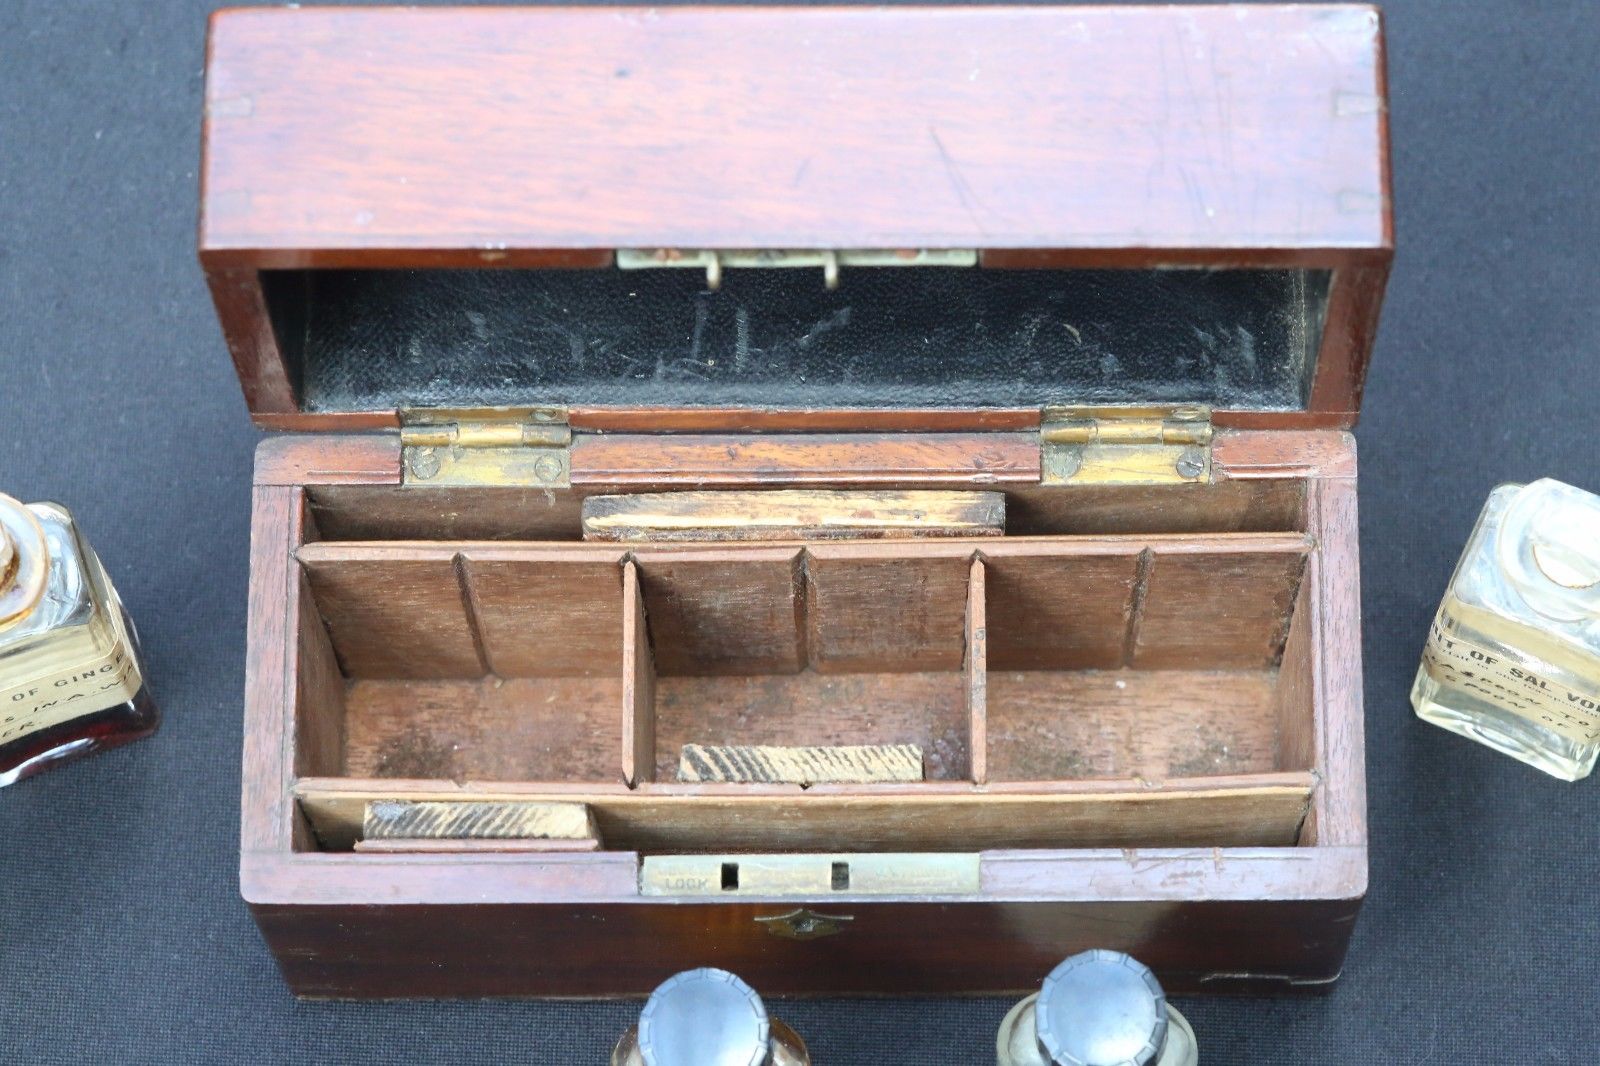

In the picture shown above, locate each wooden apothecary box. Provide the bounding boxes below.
[202,4,1390,997]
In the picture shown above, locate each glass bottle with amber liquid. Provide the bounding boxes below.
[0,493,158,786]
[1412,478,1600,780]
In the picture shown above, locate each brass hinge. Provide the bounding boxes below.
[399,407,571,488]
[616,248,977,291]
[1039,405,1214,486]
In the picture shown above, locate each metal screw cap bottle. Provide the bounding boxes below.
[638,967,771,1066]
[1036,949,1169,1066]
[997,949,1198,1066]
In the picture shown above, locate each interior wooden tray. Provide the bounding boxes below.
[290,530,1318,854]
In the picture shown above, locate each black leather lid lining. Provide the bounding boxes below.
[265,266,1329,413]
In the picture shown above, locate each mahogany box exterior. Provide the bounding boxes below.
[202,5,1390,998]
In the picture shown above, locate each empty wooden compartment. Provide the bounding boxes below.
[296,544,629,783]
[635,545,979,784]
[981,536,1312,784]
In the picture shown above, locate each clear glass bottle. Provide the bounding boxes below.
[611,967,810,1066]
[1412,478,1600,780]
[997,949,1198,1066]
[0,493,158,786]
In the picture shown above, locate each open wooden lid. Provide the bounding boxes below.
[200,4,1391,433]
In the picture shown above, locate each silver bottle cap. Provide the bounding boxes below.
[638,967,771,1066]
[1035,949,1168,1066]
[1497,478,1600,621]
[0,495,48,626]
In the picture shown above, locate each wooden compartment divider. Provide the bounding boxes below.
[295,773,1318,854]
[966,558,988,785]
[293,570,347,780]
[622,559,655,787]
[1130,545,1308,669]
[1275,574,1319,802]
[981,545,1146,671]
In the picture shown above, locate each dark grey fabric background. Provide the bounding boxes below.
[1,1,1596,1062]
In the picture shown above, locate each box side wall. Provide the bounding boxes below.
[248,896,1361,998]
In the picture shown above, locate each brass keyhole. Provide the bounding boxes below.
[755,908,854,941]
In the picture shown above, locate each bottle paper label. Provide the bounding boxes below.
[1422,609,1600,745]
[0,613,143,745]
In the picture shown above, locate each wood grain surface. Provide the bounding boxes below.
[582,489,1005,542]
[292,570,345,779]
[985,669,1283,781]
[653,670,971,782]
[460,556,624,678]
[298,554,483,678]
[296,773,1316,854]
[362,800,599,841]
[805,547,974,673]
[341,677,624,783]
[202,5,1388,253]
[632,549,806,676]
[676,743,925,785]
[246,889,1363,997]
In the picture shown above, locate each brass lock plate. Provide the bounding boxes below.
[639,852,980,897]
